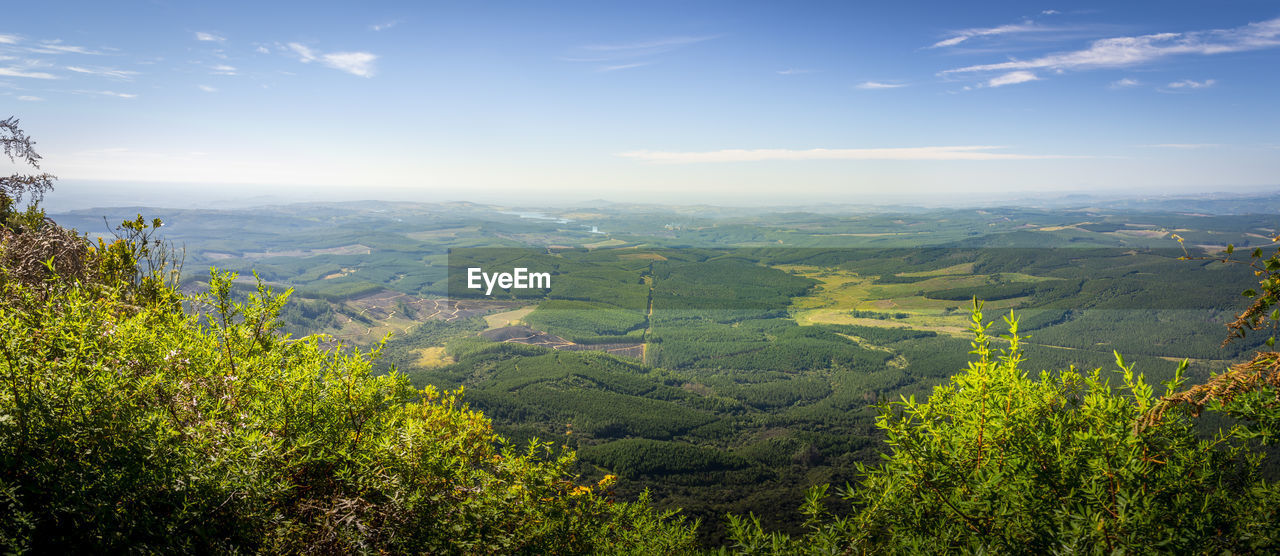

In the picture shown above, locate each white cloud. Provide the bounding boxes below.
[30,40,103,55]
[598,61,651,72]
[210,64,237,75]
[370,20,399,32]
[855,81,906,89]
[195,32,225,42]
[287,43,317,61]
[66,65,138,80]
[77,90,137,98]
[1042,10,1061,15]
[1167,78,1215,89]
[320,52,376,77]
[198,84,217,92]
[0,66,58,79]
[987,71,1039,87]
[255,45,270,54]
[286,43,377,77]
[17,95,42,101]
[1109,77,1140,88]
[931,22,1041,48]
[618,145,1079,164]
[0,34,20,44]
[943,17,1280,74]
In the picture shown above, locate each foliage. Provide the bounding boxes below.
[524,300,647,342]
[724,301,1280,554]
[0,117,56,225]
[0,119,696,553]
[1184,235,1280,347]
[1149,235,1280,444]
[579,439,749,477]
[0,262,697,553]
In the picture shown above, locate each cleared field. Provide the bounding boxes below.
[485,305,536,329]
[480,325,644,359]
[405,226,480,240]
[618,252,668,261]
[413,346,454,368]
[584,238,627,249]
[1107,229,1168,238]
[243,244,371,258]
[896,262,974,277]
[785,266,1026,335]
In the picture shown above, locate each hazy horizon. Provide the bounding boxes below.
[6,2,1280,205]
[37,178,1280,214]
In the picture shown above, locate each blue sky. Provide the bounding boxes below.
[3,1,1279,206]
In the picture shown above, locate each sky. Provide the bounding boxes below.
[3,0,1279,208]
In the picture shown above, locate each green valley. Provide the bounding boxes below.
[48,199,1278,545]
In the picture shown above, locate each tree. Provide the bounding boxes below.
[0,117,91,293]
[0,117,56,226]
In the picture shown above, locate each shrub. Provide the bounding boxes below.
[725,301,1280,554]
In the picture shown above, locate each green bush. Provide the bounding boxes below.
[724,301,1280,554]
[0,246,696,553]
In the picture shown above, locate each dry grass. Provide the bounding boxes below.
[413,346,454,368]
[484,305,536,329]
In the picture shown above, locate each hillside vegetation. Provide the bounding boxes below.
[0,120,694,553]
[7,117,1280,552]
[723,303,1280,553]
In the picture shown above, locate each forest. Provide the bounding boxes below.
[8,115,1280,551]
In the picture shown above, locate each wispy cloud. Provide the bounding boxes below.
[287,42,317,60]
[584,35,718,52]
[198,84,217,93]
[0,34,20,45]
[855,81,906,89]
[17,95,42,101]
[1042,10,1061,16]
[195,32,225,42]
[943,17,1280,74]
[370,20,399,32]
[286,42,377,77]
[1140,143,1221,149]
[76,90,137,98]
[598,61,651,72]
[1109,77,1140,88]
[210,64,237,75]
[29,40,104,55]
[319,52,377,77]
[0,66,58,79]
[566,34,718,71]
[777,68,814,75]
[618,146,1079,164]
[987,71,1039,87]
[66,65,138,80]
[931,21,1041,48]
[1166,78,1215,89]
